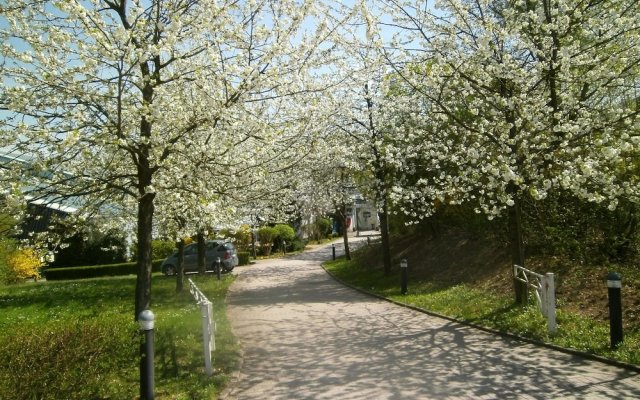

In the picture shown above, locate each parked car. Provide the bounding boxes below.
[161,240,238,276]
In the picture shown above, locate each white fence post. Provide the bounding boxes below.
[208,301,215,352]
[514,265,557,335]
[189,278,216,376]
[200,300,213,377]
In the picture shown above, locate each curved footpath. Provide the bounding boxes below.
[222,237,640,399]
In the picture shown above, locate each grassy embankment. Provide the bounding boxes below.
[324,239,640,367]
[0,273,240,400]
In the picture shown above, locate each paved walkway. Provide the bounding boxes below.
[223,238,640,399]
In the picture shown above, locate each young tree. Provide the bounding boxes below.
[309,21,407,246]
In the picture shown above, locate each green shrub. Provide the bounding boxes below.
[1,247,43,284]
[274,224,295,242]
[129,239,177,262]
[237,252,250,266]
[288,237,308,252]
[273,224,296,252]
[218,227,232,237]
[257,226,277,256]
[152,239,177,260]
[0,237,16,262]
[519,193,640,262]
[302,217,333,242]
[219,225,253,251]
[51,230,127,268]
[316,217,332,238]
[44,259,163,280]
[234,225,254,251]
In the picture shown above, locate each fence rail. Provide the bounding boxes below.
[514,265,557,334]
[187,278,215,376]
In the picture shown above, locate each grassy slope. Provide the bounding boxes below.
[0,273,240,400]
[325,231,640,366]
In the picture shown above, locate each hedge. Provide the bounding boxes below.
[44,259,163,281]
[237,252,250,266]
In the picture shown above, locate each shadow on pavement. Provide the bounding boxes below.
[225,242,640,399]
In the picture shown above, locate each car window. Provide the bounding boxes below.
[206,242,218,251]
[184,245,196,255]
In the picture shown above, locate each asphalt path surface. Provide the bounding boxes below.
[223,237,640,399]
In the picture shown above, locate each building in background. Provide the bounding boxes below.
[352,197,379,232]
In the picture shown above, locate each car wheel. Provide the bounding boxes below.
[164,265,176,276]
[223,264,234,273]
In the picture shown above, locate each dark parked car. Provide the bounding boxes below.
[161,240,238,276]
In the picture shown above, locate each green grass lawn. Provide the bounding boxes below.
[324,257,640,367]
[0,273,240,400]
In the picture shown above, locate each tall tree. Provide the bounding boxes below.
[322,15,400,274]
[381,0,640,300]
[1,0,338,318]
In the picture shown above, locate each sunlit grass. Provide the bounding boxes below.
[0,273,239,400]
[325,256,640,366]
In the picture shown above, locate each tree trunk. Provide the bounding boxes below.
[508,187,527,304]
[176,239,185,292]
[364,83,392,275]
[252,230,257,259]
[134,191,155,321]
[197,229,206,275]
[379,200,392,276]
[134,57,157,320]
[341,204,351,261]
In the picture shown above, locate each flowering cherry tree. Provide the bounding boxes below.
[380,0,640,298]
[1,0,339,318]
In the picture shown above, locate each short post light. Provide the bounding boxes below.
[283,240,287,255]
[332,244,336,260]
[400,259,408,295]
[607,272,623,348]
[138,309,155,400]
[215,257,222,280]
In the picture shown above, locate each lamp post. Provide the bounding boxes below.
[139,309,155,400]
[607,272,623,348]
[400,259,408,295]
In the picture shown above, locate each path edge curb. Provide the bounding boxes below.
[320,260,640,375]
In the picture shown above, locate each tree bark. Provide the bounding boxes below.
[134,191,155,320]
[341,204,351,261]
[508,187,527,304]
[197,228,206,275]
[252,230,257,259]
[363,83,392,276]
[379,200,392,276]
[133,75,155,321]
[134,51,157,320]
[176,238,185,292]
